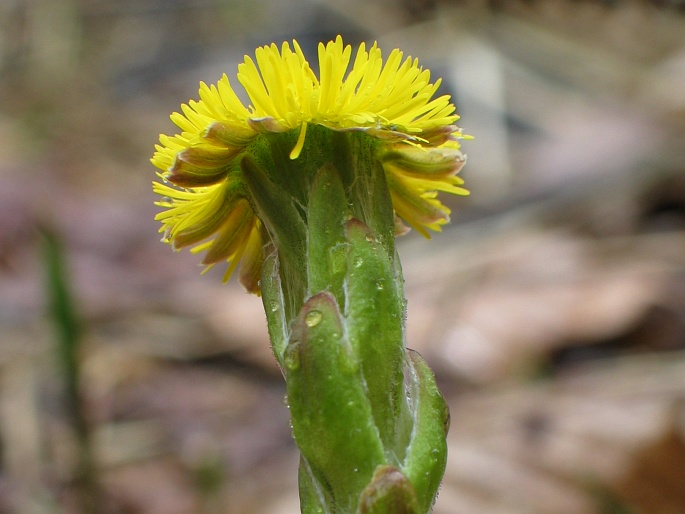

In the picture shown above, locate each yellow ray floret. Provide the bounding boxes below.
[152,36,469,291]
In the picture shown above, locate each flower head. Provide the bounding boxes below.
[152,36,468,292]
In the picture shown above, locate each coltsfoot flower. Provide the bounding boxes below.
[152,36,468,293]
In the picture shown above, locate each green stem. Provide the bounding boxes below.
[43,230,100,514]
[245,127,448,513]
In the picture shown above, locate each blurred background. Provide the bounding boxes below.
[1,0,685,512]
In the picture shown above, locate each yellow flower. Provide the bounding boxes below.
[152,36,468,292]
